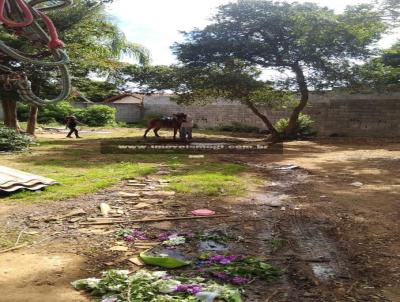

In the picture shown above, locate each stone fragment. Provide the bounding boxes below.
[109,246,128,252]
[119,192,140,197]
[128,257,145,266]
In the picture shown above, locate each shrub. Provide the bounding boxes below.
[75,105,116,126]
[17,101,75,124]
[274,113,316,137]
[211,122,260,133]
[0,126,33,151]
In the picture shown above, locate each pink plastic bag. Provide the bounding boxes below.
[191,209,216,216]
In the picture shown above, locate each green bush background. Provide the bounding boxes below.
[17,102,116,126]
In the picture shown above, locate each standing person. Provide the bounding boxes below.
[65,115,82,138]
[180,114,193,141]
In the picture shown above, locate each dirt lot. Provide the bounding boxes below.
[0,135,399,302]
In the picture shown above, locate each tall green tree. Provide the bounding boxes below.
[124,62,294,137]
[349,41,399,91]
[0,0,149,133]
[173,0,388,138]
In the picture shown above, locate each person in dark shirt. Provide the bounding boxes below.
[65,115,82,138]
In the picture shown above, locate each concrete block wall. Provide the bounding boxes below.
[143,94,400,137]
[1,93,399,137]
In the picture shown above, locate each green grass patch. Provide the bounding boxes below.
[0,128,256,203]
[267,238,284,252]
[9,162,155,203]
[167,163,247,196]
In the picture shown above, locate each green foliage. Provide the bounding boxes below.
[0,126,33,152]
[274,114,316,137]
[267,239,284,252]
[349,42,399,91]
[18,102,116,126]
[207,257,280,282]
[169,0,390,136]
[75,105,116,126]
[0,0,149,105]
[210,122,260,134]
[18,101,75,124]
[174,1,387,89]
[167,163,246,196]
[70,78,121,102]
[72,270,242,302]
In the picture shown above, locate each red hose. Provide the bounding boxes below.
[38,11,64,49]
[0,0,33,28]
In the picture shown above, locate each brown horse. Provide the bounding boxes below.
[143,113,187,140]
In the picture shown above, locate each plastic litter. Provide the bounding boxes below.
[192,209,216,216]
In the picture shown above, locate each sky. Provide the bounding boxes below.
[107,0,398,66]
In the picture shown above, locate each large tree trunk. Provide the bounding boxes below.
[1,99,11,127]
[285,62,309,137]
[26,105,38,136]
[27,78,41,136]
[243,99,280,141]
[2,99,22,131]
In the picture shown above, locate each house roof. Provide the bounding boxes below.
[103,93,144,104]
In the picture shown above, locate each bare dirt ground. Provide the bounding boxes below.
[0,138,399,302]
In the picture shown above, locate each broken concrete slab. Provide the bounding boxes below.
[100,203,112,217]
[62,208,86,218]
[138,198,162,203]
[151,221,173,230]
[118,192,140,198]
[128,257,145,266]
[109,246,129,252]
[142,191,175,197]
[127,183,147,187]
[133,202,151,209]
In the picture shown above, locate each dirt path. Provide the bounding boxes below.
[0,139,399,301]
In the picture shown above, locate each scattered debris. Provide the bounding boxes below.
[128,257,145,266]
[274,165,299,171]
[118,192,140,198]
[100,203,112,217]
[0,165,58,192]
[140,248,191,268]
[142,191,176,197]
[63,208,87,218]
[80,214,229,226]
[264,200,284,207]
[14,227,27,246]
[152,221,173,230]
[133,202,150,209]
[72,270,242,302]
[266,290,281,302]
[199,240,229,252]
[189,155,205,159]
[192,209,216,216]
[109,246,129,252]
[0,242,29,254]
[127,183,147,187]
